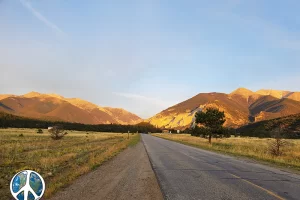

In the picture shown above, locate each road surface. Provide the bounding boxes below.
[142,134,300,200]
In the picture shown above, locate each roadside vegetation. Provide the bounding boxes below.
[153,133,300,170]
[154,108,300,171]
[0,128,140,199]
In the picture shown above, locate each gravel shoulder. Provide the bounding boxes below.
[49,140,163,200]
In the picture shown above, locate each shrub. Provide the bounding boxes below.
[269,127,287,156]
[48,125,67,140]
[37,129,43,134]
[183,128,191,134]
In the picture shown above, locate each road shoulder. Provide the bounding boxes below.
[49,140,163,200]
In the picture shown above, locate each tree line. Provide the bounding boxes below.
[0,112,161,133]
[237,114,300,139]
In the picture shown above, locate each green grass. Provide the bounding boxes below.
[0,128,140,199]
[153,134,300,172]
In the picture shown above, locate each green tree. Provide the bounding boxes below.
[191,126,209,138]
[195,108,226,144]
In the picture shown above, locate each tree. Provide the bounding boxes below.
[191,126,209,138]
[195,108,226,144]
[48,125,67,140]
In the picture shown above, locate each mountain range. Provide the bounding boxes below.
[147,88,300,129]
[0,92,142,125]
[1,88,300,128]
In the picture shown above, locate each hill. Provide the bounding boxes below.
[0,92,142,125]
[147,88,300,129]
[237,113,300,138]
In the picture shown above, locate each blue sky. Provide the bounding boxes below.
[1,0,300,118]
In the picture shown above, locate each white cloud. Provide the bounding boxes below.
[19,0,67,37]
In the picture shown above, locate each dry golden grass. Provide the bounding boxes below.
[153,134,300,171]
[0,128,140,199]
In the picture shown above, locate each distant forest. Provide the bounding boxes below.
[237,113,300,139]
[2,111,300,138]
[0,112,161,133]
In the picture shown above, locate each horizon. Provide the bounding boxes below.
[1,1,300,118]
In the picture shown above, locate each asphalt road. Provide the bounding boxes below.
[142,134,300,200]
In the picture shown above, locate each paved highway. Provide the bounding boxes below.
[142,134,300,200]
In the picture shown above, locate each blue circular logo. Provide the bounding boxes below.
[10,170,45,200]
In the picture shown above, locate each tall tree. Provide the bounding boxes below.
[195,108,226,144]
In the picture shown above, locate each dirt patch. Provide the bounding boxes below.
[49,142,163,200]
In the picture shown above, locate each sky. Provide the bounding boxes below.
[1,0,300,118]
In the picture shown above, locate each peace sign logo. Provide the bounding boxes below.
[10,170,45,200]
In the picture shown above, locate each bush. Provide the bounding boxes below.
[37,129,43,134]
[183,128,191,134]
[48,126,67,140]
[269,127,287,156]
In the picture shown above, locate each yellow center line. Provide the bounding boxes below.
[228,173,285,200]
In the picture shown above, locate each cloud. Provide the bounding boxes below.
[19,0,67,37]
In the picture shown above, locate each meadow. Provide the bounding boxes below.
[153,133,300,171]
[0,128,139,199]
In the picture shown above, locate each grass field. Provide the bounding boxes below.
[0,128,140,199]
[153,133,300,171]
